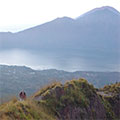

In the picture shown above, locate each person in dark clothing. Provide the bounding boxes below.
[19,91,26,101]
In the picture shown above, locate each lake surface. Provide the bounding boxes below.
[0,49,120,72]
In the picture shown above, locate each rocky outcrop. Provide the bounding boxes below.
[0,79,119,120]
[34,79,120,120]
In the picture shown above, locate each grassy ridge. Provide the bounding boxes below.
[0,98,55,120]
[0,79,120,120]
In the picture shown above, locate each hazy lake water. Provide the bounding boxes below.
[0,49,120,72]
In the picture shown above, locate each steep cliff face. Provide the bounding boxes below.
[34,79,120,120]
[0,79,120,120]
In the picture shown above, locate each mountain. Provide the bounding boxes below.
[0,79,120,120]
[0,6,120,71]
[0,65,120,100]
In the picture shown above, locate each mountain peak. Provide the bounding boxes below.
[95,6,120,14]
[77,6,120,19]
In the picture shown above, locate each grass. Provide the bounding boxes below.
[100,82,120,95]
[35,78,96,117]
[0,79,119,120]
[0,98,55,120]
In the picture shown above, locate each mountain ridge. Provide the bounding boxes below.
[0,6,120,71]
[0,79,120,120]
[77,6,120,18]
[0,6,119,34]
[0,65,120,99]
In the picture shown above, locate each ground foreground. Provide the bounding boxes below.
[0,79,120,120]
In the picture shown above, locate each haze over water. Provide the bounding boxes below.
[0,49,119,72]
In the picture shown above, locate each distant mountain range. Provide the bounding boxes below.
[0,65,120,99]
[0,6,120,71]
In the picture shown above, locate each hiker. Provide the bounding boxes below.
[19,91,27,101]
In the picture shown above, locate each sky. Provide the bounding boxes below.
[0,0,120,32]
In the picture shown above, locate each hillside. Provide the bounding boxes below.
[0,65,120,100]
[0,6,120,71]
[0,79,119,120]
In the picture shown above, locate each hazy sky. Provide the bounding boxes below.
[0,0,120,32]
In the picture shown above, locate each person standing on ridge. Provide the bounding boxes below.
[19,90,27,101]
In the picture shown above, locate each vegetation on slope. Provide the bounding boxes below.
[99,82,120,119]
[34,78,119,120]
[101,82,120,95]
[0,98,55,120]
[0,79,120,120]
[34,79,93,110]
